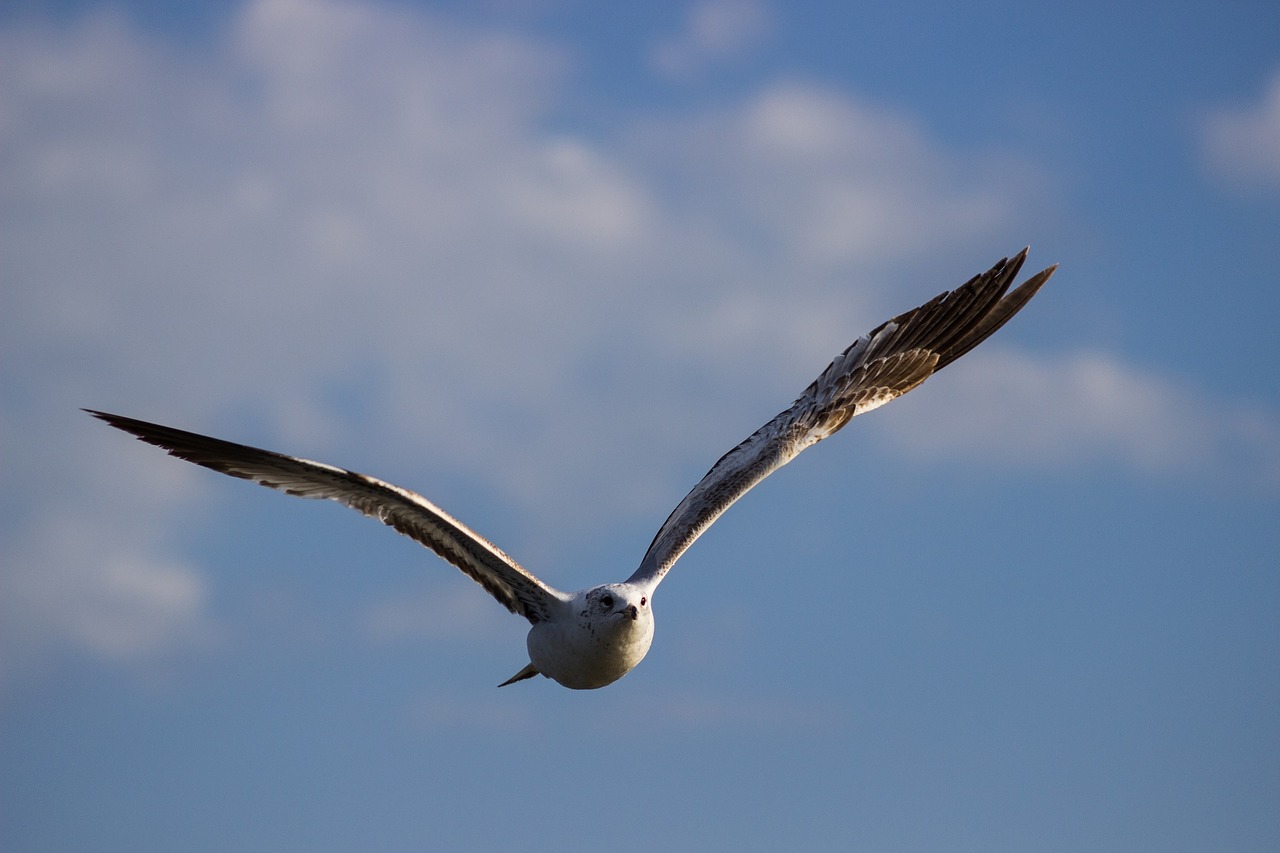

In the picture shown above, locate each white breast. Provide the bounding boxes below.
[526,611,655,690]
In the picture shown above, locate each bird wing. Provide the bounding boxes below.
[86,410,568,624]
[627,248,1056,590]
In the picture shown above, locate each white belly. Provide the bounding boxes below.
[527,614,655,690]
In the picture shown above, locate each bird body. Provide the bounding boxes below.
[88,249,1055,689]
[520,583,655,689]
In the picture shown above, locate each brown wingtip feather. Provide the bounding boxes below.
[933,258,1057,372]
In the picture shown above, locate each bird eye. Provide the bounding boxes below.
[601,594,614,608]
[640,596,647,606]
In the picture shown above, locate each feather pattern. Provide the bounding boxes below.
[83,411,568,624]
[628,248,1056,588]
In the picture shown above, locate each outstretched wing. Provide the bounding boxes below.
[628,248,1056,590]
[86,410,568,624]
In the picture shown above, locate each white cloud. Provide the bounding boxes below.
[651,0,772,78]
[7,527,215,658]
[1201,69,1280,189]
[0,510,220,688]
[875,348,1280,489]
[625,82,1033,279]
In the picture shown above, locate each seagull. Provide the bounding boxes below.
[87,249,1055,689]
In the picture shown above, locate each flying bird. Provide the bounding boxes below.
[87,249,1055,689]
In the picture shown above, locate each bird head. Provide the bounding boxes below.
[583,583,650,623]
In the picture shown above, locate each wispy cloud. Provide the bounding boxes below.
[6,525,215,650]
[1,510,220,687]
[650,0,772,78]
[1200,68,1280,190]
[876,348,1280,489]
[635,82,1028,268]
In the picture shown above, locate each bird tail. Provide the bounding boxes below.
[498,662,539,687]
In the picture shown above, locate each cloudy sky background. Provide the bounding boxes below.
[2,0,1278,850]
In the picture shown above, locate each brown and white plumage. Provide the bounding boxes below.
[88,248,1055,689]
[82,412,569,625]
[628,247,1056,588]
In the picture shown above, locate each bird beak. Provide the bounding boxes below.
[625,604,639,621]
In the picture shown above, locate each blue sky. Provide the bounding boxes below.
[2,0,1278,850]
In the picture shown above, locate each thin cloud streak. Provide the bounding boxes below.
[1201,68,1280,189]
[650,0,773,78]
[878,347,1280,489]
